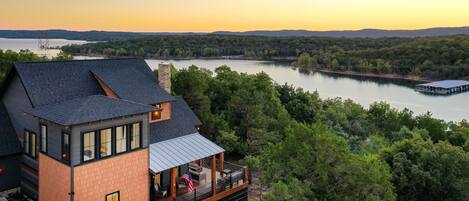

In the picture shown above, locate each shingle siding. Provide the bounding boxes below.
[0,154,21,191]
[1,73,40,199]
[44,121,66,161]
[0,103,21,157]
[2,74,38,140]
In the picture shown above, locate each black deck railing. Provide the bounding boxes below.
[174,159,247,201]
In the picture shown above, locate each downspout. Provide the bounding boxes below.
[69,126,75,201]
[70,166,74,201]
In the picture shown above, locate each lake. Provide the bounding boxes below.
[1,38,468,122]
[0,37,88,58]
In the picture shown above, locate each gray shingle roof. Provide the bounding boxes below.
[92,66,174,104]
[150,96,202,143]
[149,133,224,172]
[0,103,21,157]
[28,95,155,126]
[417,80,469,89]
[14,58,172,107]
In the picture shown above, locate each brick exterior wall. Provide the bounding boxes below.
[73,149,149,201]
[38,153,71,201]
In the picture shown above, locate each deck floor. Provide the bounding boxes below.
[154,167,221,201]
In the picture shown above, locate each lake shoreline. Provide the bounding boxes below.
[71,53,433,83]
[68,53,297,62]
[317,69,433,83]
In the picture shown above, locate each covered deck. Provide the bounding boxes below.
[149,133,249,201]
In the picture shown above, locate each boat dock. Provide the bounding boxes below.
[416,80,469,95]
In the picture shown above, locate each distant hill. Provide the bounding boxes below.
[214,27,469,38]
[1,26,469,41]
[0,29,143,41]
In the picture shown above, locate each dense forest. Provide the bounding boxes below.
[62,34,469,79]
[170,65,469,201]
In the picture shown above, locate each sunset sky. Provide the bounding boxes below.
[1,0,469,32]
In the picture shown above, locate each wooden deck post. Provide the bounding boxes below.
[211,155,217,196]
[219,152,224,177]
[243,166,249,184]
[170,167,177,199]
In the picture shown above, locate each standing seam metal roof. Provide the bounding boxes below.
[149,133,225,173]
[417,80,469,89]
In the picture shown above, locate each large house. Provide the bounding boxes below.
[0,59,248,201]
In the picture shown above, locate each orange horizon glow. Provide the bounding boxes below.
[1,0,469,32]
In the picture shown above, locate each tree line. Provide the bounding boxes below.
[62,34,469,79]
[171,65,469,201]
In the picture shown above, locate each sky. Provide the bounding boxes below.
[1,0,469,32]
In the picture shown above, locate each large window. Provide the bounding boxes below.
[40,125,47,153]
[106,191,120,201]
[82,131,96,162]
[24,130,37,158]
[100,128,112,158]
[62,133,70,163]
[80,122,143,164]
[130,123,141,150]
[115,126,127,154]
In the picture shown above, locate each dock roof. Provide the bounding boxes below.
[417,80,469,89]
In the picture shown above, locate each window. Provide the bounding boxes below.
[115,126,127,154]
[100,128,112,158]
[79,122,143,164]
[130,123,141,150]
[62,133,70,163]
[24,130,37,158]
[24,131,29,155]
[31,132,37,158]
[40,125,47,153]
[106,192,119,201]
[82,131,96,162]
[150,103,163,121]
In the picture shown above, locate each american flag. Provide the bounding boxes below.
[182,174,194,192]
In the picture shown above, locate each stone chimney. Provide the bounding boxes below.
[158,63,171,93]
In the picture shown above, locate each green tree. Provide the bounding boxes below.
[297,52,313,68]
[265,179,311,201]
[331,58,340,70]
[381,134,469,201]
[258,123,396,201]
